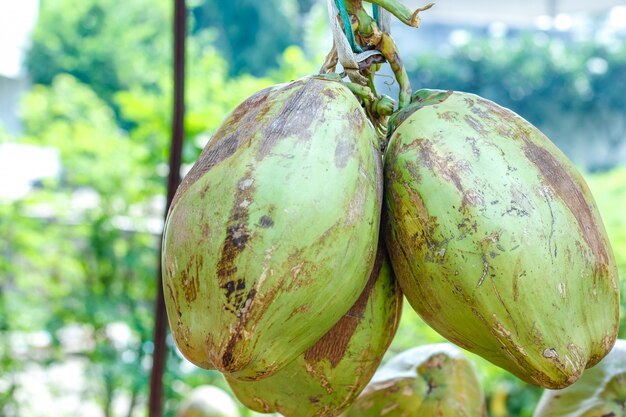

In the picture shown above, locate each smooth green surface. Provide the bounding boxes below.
[342,343,486,416]
[227,246,402,417]
[163,77,382,380]
[384,90,619,389]
[534,339,626,417]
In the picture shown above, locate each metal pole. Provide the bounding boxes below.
[148,0,186,415]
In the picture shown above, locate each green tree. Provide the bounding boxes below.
[27,0,170,110]
[189,0,301,76]
[409,34,626,170]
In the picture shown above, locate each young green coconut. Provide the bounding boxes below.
[341,343,487,416]
[226,243,402,417]
[162,76,384,381]
[383,89,619,389]
[533,339,626,417]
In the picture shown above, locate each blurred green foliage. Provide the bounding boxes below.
[27,0,171,113]
[4,0,321,416]
[188,0,300,76]
[409,33,626,170]
[1,0,625,416]
[412,34,625,118]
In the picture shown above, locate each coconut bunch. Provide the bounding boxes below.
[161,0,619,415]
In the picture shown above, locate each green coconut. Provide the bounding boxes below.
[341,343,486,416]
[534,339,626,417]
[177,386,240,417]
[384,89,619,389]
[226,242,402,417]
[162,77,383,381]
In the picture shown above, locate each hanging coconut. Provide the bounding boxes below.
[162,76,383,381]
[383,89,619,389]
[226,242,402,417]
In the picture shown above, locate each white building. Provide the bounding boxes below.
[0,0,39,134]
[0,0,61,201]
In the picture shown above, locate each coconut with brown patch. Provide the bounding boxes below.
[341,343,486,417]
[384,89,619,389]
[226,243,402,417]
[162,77,383,380]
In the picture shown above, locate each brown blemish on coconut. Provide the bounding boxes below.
[437,110,459,121]
[414,139,484,207]
[258,215,274,228]
[334,138,356,169]
[476,257,489,288]
[464,97,475,107]
[587,334,617,368]
[403,160,422,183]
[400,187,440,254]
[470,106,491,120]
[464,115,488,136]
[199,183,210,199]
[465,136,481,158]
[303,244,385,368]
[345,179,367,225]
[181,254,203,303]
[478,97,518,125]
[250,396,272,413]
[287,304,311,320]
[490,279,520,337]
[217,265,286,375]
[216,223,248,297]
[348,106,366,131]
[221,288,258,369]
[322,87,337,100]
[522,140,609,268]
[417,139,465,195]
[257,79,330,160]
[170,86,273,209]
[217,171,256,315]
[513,270,526,303]
[465,307,563,387]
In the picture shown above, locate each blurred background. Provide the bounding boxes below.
[0,0,625,416]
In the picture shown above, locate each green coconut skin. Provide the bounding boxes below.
[341,343,486,417]
[226,243,402,417]
[534,339,626,417]
[162,77,383,381]
[384,89,619,389]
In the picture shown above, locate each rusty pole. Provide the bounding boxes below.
[148,0,186,415]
